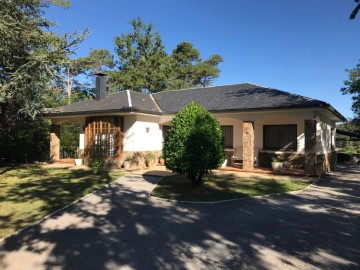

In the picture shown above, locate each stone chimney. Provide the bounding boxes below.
[94,71,107,100]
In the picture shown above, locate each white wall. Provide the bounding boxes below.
[123,114,163,151]
[316,121,334,155]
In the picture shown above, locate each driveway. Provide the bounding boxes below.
[0,165,359,270]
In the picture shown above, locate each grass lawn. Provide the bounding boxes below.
[0,166,125,238]
[151,173,313,202]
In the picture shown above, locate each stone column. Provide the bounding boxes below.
[243,121,254,170]
[304,120,316,175]
[50,124,60,162]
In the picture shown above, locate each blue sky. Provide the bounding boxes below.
[46,0,360,119]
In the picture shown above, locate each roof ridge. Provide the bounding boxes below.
[149,94,163,112]
[152,83,254,95]
[126,90,132,108]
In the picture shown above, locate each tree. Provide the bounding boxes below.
[163,102,225,187]
[0,0,88,118]
[109,18,170,93]
[169,42,223,89]
[51,31,90,104]
[341,62,360,116]
[53,48,114,104]
[109,18,223,93]
[336,119,360,154]
[350,0,360,20]
[0,0,87,163]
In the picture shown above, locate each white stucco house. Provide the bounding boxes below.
[45,73,345,176]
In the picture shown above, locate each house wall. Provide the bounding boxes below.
[216,117,243,148]
[123,114,163,152]
[315,114,337,173]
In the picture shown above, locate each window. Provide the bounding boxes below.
[263,125,297,150]
[221,126,233,148]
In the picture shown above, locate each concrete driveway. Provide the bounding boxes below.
[0,165,359,270]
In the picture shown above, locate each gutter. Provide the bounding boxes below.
[43,108,162,118]
[43,104,346,122]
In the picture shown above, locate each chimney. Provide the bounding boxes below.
[94,71,107,100]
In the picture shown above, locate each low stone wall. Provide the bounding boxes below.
[258,152,305,169]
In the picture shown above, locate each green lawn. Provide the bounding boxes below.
[0,166,125,238]
[151,173,313,202]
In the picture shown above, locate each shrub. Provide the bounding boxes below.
[144,152,156,163]
[89,157,105,175]
[163,102,225,187]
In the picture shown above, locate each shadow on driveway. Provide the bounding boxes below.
[0,165,359,269]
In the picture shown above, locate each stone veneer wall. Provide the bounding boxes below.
[50,124,60,162]
[243,121,254,170]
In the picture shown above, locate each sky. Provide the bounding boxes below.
[45,0,360,119]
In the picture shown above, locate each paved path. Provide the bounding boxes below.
[0,165,359,270]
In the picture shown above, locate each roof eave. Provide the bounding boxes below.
[43,107,162,118]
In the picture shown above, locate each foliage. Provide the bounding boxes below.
[0,1,110,163]
[0,115,51,163]
[109,18,223,93]
[0,0,89,118]
[53,48,114,104]
[89,157,106,174]
[169,42,223,89]
[109,17,169,93]
[272,155,285,163]
[124,155,133,162]
[163,102,225,187]
[144,151,156,162]
[341,62,360,117]
[336,119,360,154]
[350,0,360,19]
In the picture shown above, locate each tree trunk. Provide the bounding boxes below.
[195,172,203,187]
[188,171,203,188]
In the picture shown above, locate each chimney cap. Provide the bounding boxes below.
[93,70,108,77]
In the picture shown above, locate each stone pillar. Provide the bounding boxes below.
[50,124,60,162]
[243,121,254,170]
[304,120,316,175]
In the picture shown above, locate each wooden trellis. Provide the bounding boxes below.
[84,116,124,162]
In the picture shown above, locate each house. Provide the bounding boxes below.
[45,73,345,175]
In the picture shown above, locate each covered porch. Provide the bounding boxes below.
[213,108,338,176]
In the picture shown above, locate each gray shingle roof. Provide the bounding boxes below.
[47,83,344,121]
[52,90,161,115]
[152,83,327,113]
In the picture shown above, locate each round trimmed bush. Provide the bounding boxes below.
[163,102,225,187]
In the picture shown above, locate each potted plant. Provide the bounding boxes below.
[123,156,132,169]
[75,149,83,166]
[145,152,156,167]
[271,155,284,174]
[158,153,165,166]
